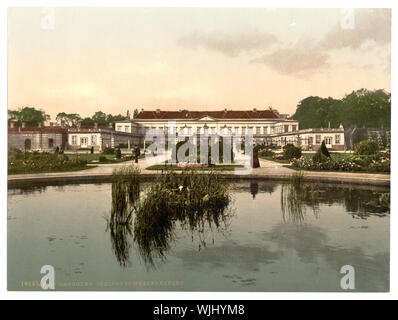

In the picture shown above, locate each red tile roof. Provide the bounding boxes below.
[135,109,279,120]
[8,126,67,133]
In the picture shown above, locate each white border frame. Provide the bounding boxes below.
[1,0,396,300]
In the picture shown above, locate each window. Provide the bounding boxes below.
[117,125,122,131]
[91,135,97,145]
[292,125,297,132]
[335,135,341,144]
[325,137,333,145]
[271,126,275,134]
[284,125,289,133]
[241,127,246,135]
[256,127,261,135]
[48,138,54,148]
[72,135,77,145]
[125,126,129,132]
[315,135,321,144]
[263,126,268,134]
[248,127,253,135]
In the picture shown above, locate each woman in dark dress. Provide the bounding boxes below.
[252,145,260,168]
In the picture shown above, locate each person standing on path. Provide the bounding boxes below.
[134,145,140,163]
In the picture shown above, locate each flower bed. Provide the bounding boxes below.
[291,152,390,173]
[8,151,89,174]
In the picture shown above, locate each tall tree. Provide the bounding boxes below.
[292,89,390,129]
[56,112,82,127]
[91,111,108,126]
[8,107,50,126]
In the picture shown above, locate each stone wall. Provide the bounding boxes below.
[8,131,67,151]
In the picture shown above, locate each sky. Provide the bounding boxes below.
[8,7,391,120]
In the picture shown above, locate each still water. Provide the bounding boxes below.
[8,181,390,292]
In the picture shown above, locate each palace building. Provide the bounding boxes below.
[115,108,346,151]
[8,108,346,151]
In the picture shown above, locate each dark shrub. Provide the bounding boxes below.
[55,146,60,154]
[312,150,328,163]
[102,147,115,155]
[90,146,94,154]
[355,140,379,155]
[99,156,107,163]
[259,148,275,157]
[283,144,302,160]
[320,141,330,157]
[116,148,122,159]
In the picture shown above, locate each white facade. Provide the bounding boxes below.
[114,109,345,150]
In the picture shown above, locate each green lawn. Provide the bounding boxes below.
[8,165,97,175]
[146,164,244,171]
[67,153,140,163]
[259,155,290,164]
[301,152,354,161]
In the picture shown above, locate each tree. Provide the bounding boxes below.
[80,117,95,126]
[106,113,127,124]
[133,109,139,118]
[320,141,330,157]
[292,89,390,129]
[56,112,82,127]
[116,148,122,159]
[8,107,50,126]
[92,111,107,126]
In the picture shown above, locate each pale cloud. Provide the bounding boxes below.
[321,9,391,50]
[250,39,330,77]
[251,48,329,77]
[178,31,279,57]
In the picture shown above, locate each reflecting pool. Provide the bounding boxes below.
[7,180,390,291]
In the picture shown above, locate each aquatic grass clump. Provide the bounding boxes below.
[107,167,232,268]
[110,165,141,225]
[133,169,232,268]
[281,172,319,224]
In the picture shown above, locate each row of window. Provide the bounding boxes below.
[71,135,97,145]
[116,125,131,133]
[309,135,341,145]
[141,126,279,135]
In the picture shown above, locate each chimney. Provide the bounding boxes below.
[60,120,65,128]
[253,108,257,112]
[156,109,161,113]
[141,108,144,113]
[224,108,228,113]
[49,122,53,127]
[9,122,14,128]
[109,122,113,129]
[94,122,98,129]
[22,122,26,128]
[38,122,42,128]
